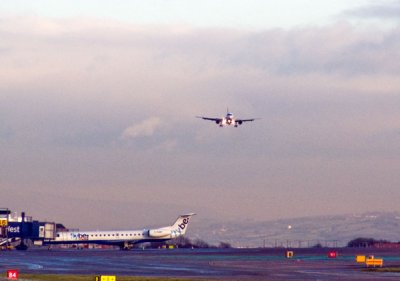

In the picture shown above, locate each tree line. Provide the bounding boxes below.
[145,237,398,249]
[147,236,232,249]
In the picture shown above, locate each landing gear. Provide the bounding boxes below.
[120,242,133,250]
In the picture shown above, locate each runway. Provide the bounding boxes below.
[1,248,400,280]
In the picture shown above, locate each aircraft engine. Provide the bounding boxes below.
[148,228,171,238]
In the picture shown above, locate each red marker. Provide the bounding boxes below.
[328,251,338,258]
[7,269,18,280]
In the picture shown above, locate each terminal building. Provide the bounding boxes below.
[0,208,58,250]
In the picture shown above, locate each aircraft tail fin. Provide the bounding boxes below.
[171,213,196,236]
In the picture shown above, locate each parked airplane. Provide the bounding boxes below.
[196,109,257,127]
[44,213,195,250]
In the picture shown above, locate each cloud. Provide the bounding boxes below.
[121,117,163,139]
[343,1,400,19]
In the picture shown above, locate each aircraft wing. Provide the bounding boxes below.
[196,116,223,122]
[236,118,256,122]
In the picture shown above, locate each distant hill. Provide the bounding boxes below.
[189,212,400,248]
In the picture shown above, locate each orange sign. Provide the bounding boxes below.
[0,219,7,227]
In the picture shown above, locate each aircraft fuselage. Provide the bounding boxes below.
[43,213,195,250]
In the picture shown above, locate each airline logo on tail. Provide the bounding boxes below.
[170,213,195,238]
[178,217,190,230]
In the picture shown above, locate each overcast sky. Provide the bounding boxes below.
[1,0,400,230]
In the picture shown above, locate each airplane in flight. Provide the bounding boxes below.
[44,213,195,250]
[196,109,258,127]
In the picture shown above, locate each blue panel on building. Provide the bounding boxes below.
[7,221,48,239]
[7,222,22,238]
[7,222,34,238]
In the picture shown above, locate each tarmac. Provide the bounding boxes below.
[1,247,400,280]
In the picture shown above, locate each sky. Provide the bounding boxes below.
[1,0,400,230]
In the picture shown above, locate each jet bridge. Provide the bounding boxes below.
[1,208,57,250]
